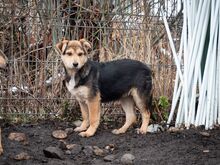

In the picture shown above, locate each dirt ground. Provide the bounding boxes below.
[0,120,220,165]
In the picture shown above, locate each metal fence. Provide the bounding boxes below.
[0,0,182,119]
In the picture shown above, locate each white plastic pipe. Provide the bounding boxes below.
[167,0,220,129]
[162,14,183,83]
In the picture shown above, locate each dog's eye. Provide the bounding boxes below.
[66,52,72,56]
[78,52,83,56]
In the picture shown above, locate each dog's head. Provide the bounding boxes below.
[0,50,7,69]
[56,39,91,71]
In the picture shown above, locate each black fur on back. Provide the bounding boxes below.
[98,59,152,102]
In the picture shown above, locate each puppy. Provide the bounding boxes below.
[56,39,152,137]
[0,50,7,155]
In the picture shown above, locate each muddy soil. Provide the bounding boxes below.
[0,120,220,165]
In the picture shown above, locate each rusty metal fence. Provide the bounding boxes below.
[0,0,182,120]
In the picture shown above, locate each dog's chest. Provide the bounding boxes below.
[66,76,89,101]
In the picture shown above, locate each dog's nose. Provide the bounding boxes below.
[73,63,78,67]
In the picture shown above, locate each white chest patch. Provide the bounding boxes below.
[66,77,76,91]
[66,76,89,101]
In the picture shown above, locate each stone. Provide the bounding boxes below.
[59,140,67,150]
[83,146,93,157]
[105,144,116,151]
[73,120,82,127]
[69,144,82,155]
[93,146,105,156]
[200,132,210,137]
[121,153,135,164]
[52,130,67,139]
[65,150,72,155]
[43,146,64,159]
[104,154,116,162]
[92,159,105,164]
[66,144,77,150]
[203,150,210,153]
[41,159,48,163]
[65,128,74,134]
[14,152,31,160]
[147,124,164,133]
[168,127,180,132]
[8,132,27,142]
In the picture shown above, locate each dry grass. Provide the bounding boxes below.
[0,0,182,122]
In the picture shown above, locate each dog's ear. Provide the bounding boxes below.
[56,39,68,54]
[0,50,7,69]
[79,39,91,53]
[56,41,63,53]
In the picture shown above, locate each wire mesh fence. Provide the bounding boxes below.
[0,0,182,120]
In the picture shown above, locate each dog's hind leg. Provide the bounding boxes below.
[112,96,136,134]
[74,102,89,132]
[131,89,151,134]
[79,93,101,137]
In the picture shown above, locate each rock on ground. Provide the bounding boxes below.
[14,152,31,160]
[82,146,94,157]
[65,128,74,134]
[43,146,64,160]
[73,120,82,127]
[104,154,116,162]
[69,144,82,155]
[93,146,105,156]
[121,153,135,164]
[8,132,27,142]
[52,130,67,139]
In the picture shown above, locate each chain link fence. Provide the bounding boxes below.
[0,0,182,121]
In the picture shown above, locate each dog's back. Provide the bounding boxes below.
[98,59,152,103]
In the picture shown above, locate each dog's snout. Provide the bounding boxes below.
[73,63,78,67]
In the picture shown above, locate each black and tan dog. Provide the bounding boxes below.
[56,39,152,137]
[0,51,7,155]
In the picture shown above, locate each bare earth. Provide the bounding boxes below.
[0,120,220,165]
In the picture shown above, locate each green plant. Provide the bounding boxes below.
[158,96,170,110]
[152,96,170,121]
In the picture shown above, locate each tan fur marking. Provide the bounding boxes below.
[56,39,91,71]
[112,96,136,134]
[61,46,88,70]
[79,93,101,137]
[131,88,150,134]
[74,102,89,132]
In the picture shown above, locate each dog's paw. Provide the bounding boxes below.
[136,128,147,134]
[112,129,125,134]
[79,131,94,138]
[74,127,86,132]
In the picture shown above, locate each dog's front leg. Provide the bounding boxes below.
[79,94,101,137]
[0,128,3,155]
[74,102,89,132]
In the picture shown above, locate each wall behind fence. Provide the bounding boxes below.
[0,0,182,119]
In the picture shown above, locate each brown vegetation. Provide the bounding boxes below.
[0,0,182,122]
